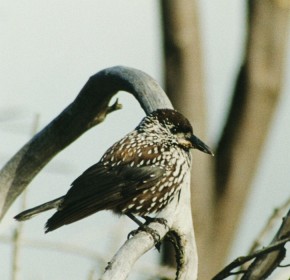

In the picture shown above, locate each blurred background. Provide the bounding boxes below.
[0,1,290,279]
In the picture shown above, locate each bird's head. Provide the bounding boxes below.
[140,109,214,156]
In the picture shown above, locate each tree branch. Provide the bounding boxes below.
[242,209,290,279]
[212,235,290,280]
[0,66,198,278]
[212,208,290,280]
[248,197,290,255]
[0,66,172,219]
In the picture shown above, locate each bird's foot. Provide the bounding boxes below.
[143,216,169,229]
[127,225,162,251]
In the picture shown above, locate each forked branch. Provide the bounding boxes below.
[213,209,290,279]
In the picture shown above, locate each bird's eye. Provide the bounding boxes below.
[171,127,178,133]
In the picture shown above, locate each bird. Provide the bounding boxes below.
[14,108,213,233]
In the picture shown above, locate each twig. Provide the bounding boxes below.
[248,197,290,254]
[0,235,106,264]
[212,236,290,280]
[239,197,290,276]
[241,209,290,279]
[88,98,122,128]
[213,208,290,280]
[11,114,40,280]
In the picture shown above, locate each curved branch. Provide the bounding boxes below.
[101,201,177,280]
[0,66,172,219]
[0,66,198,278]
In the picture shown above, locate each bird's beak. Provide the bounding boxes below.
[189,135,214,156]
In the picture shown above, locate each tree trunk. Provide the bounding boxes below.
[161,1,215,278]
[161,0,290,278]
[213,0,290,272]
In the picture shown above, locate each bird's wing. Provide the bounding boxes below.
[65,163,165,205]
[45,163,165,232]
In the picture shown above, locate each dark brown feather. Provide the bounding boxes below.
[45,164,165,232]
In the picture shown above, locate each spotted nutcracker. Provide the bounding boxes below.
[14,109,213,232]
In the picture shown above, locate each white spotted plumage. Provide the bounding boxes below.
[15,109,213,233]
[97,111,193,216]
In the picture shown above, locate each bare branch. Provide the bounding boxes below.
[242,209,290,279]
[212,210,290,279]
[0,66,198,278]
[0,66,172,219]
[248,197,290,254]
[11,114,40,280]
[101,212,174,280]
[212,237,290,280]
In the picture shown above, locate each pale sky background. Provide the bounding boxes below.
[1,1,290,279]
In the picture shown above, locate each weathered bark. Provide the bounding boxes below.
[160,1,215,278]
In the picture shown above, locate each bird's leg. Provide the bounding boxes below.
[126,213,162,251]
[126,213,144,227]
[142,215,169,229]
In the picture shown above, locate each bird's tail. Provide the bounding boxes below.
[14,196,64,221]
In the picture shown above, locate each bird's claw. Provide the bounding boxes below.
[127,228,138,239]
[143,216,169,229]
[127,225,162,251]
